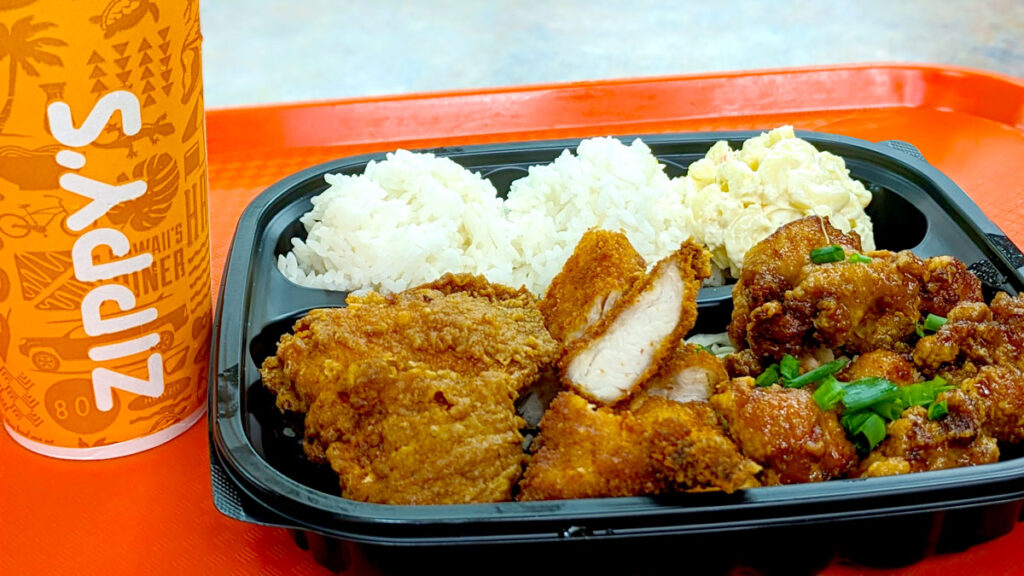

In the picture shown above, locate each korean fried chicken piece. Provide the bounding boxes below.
[918,255,984,317]
[260,287,559,413]
[560,241,711,405]
[839,350,919,385]
[303,360,526,504]
[517,392,759,500]
[730,217,982,361]
[858,390,998,478]
[540,229,647,344]
[914,292,1024,374]
[745,250,923,359]
[641,342,729,404]
[711,378,858,485]
[962,365,1024,444]
[729,216,862,350]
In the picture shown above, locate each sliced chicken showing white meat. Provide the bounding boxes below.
[641,343,729,404]
[561,240,711,405]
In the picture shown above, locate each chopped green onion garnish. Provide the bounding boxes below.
[841,377,901,412]
[812,376,845,411]
[923,314,947,332]
[810,245,846,264]
[869,399,906,421]
[854,412,888,451]
[780,354,800,381]
[915,320,925,338]
[928,400,949,420]
[784,358,849,389]
[848,253,872,263]
[755,364,780,387]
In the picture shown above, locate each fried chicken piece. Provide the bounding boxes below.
[961,364,1024,444]
[540,229,647,344]
[918,255,984,317]
[561,241,711,405]
[260,287,559,413]
[303,359,525,504]
[415,272,535,304]
[745,250,923,359]
[518,391,663,500]
[517,392,759,500]
[914,292,1024,374]
[858,390,998,477]
[730,217,981,361]
[724,349,763,378]
[838,350,919,385]
[711,377,858,485]
[636,397,761,493]
[640,342,729,404]
[729,216,862,350]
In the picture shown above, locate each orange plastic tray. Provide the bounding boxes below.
[4,63,1024,576]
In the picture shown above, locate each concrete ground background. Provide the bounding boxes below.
[199,0,1024,108]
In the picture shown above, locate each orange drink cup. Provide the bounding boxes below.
[0,0,210,458]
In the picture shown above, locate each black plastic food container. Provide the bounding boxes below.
[210,131,1024,575]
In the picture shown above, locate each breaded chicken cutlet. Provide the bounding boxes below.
[303,359,526,504]
[560,240,711,405]
[260,275,560,413]
[517,391,760,501]
[540,229,647,344]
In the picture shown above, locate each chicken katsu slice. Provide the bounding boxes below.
[857,390,998,478]
[838,349,919,385]
[636,397,761,493]
[304,359,526,504]
[517,391,664,501]
[517,392,759,500]
[260,286,559,413]
[640,342,729,404]
[560,241,712,405]
[539,229,647,344]
[711,377,858,485]
[914,292,1024,374]
[729,216,862,349]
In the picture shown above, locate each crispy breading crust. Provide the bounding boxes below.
[304,359,526,504]
[260,287,560,413]
[540,229,647,344]
[517,392,759,501]
[559,240,711,405]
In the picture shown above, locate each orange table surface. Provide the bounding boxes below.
[5,63,1024,575]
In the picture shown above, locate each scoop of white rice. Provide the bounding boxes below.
[278,138,688,295]
[278,149,519,294]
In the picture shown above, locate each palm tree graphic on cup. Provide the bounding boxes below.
[0,15,66,135]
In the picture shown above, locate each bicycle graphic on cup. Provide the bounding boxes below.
[0,195,75,244]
